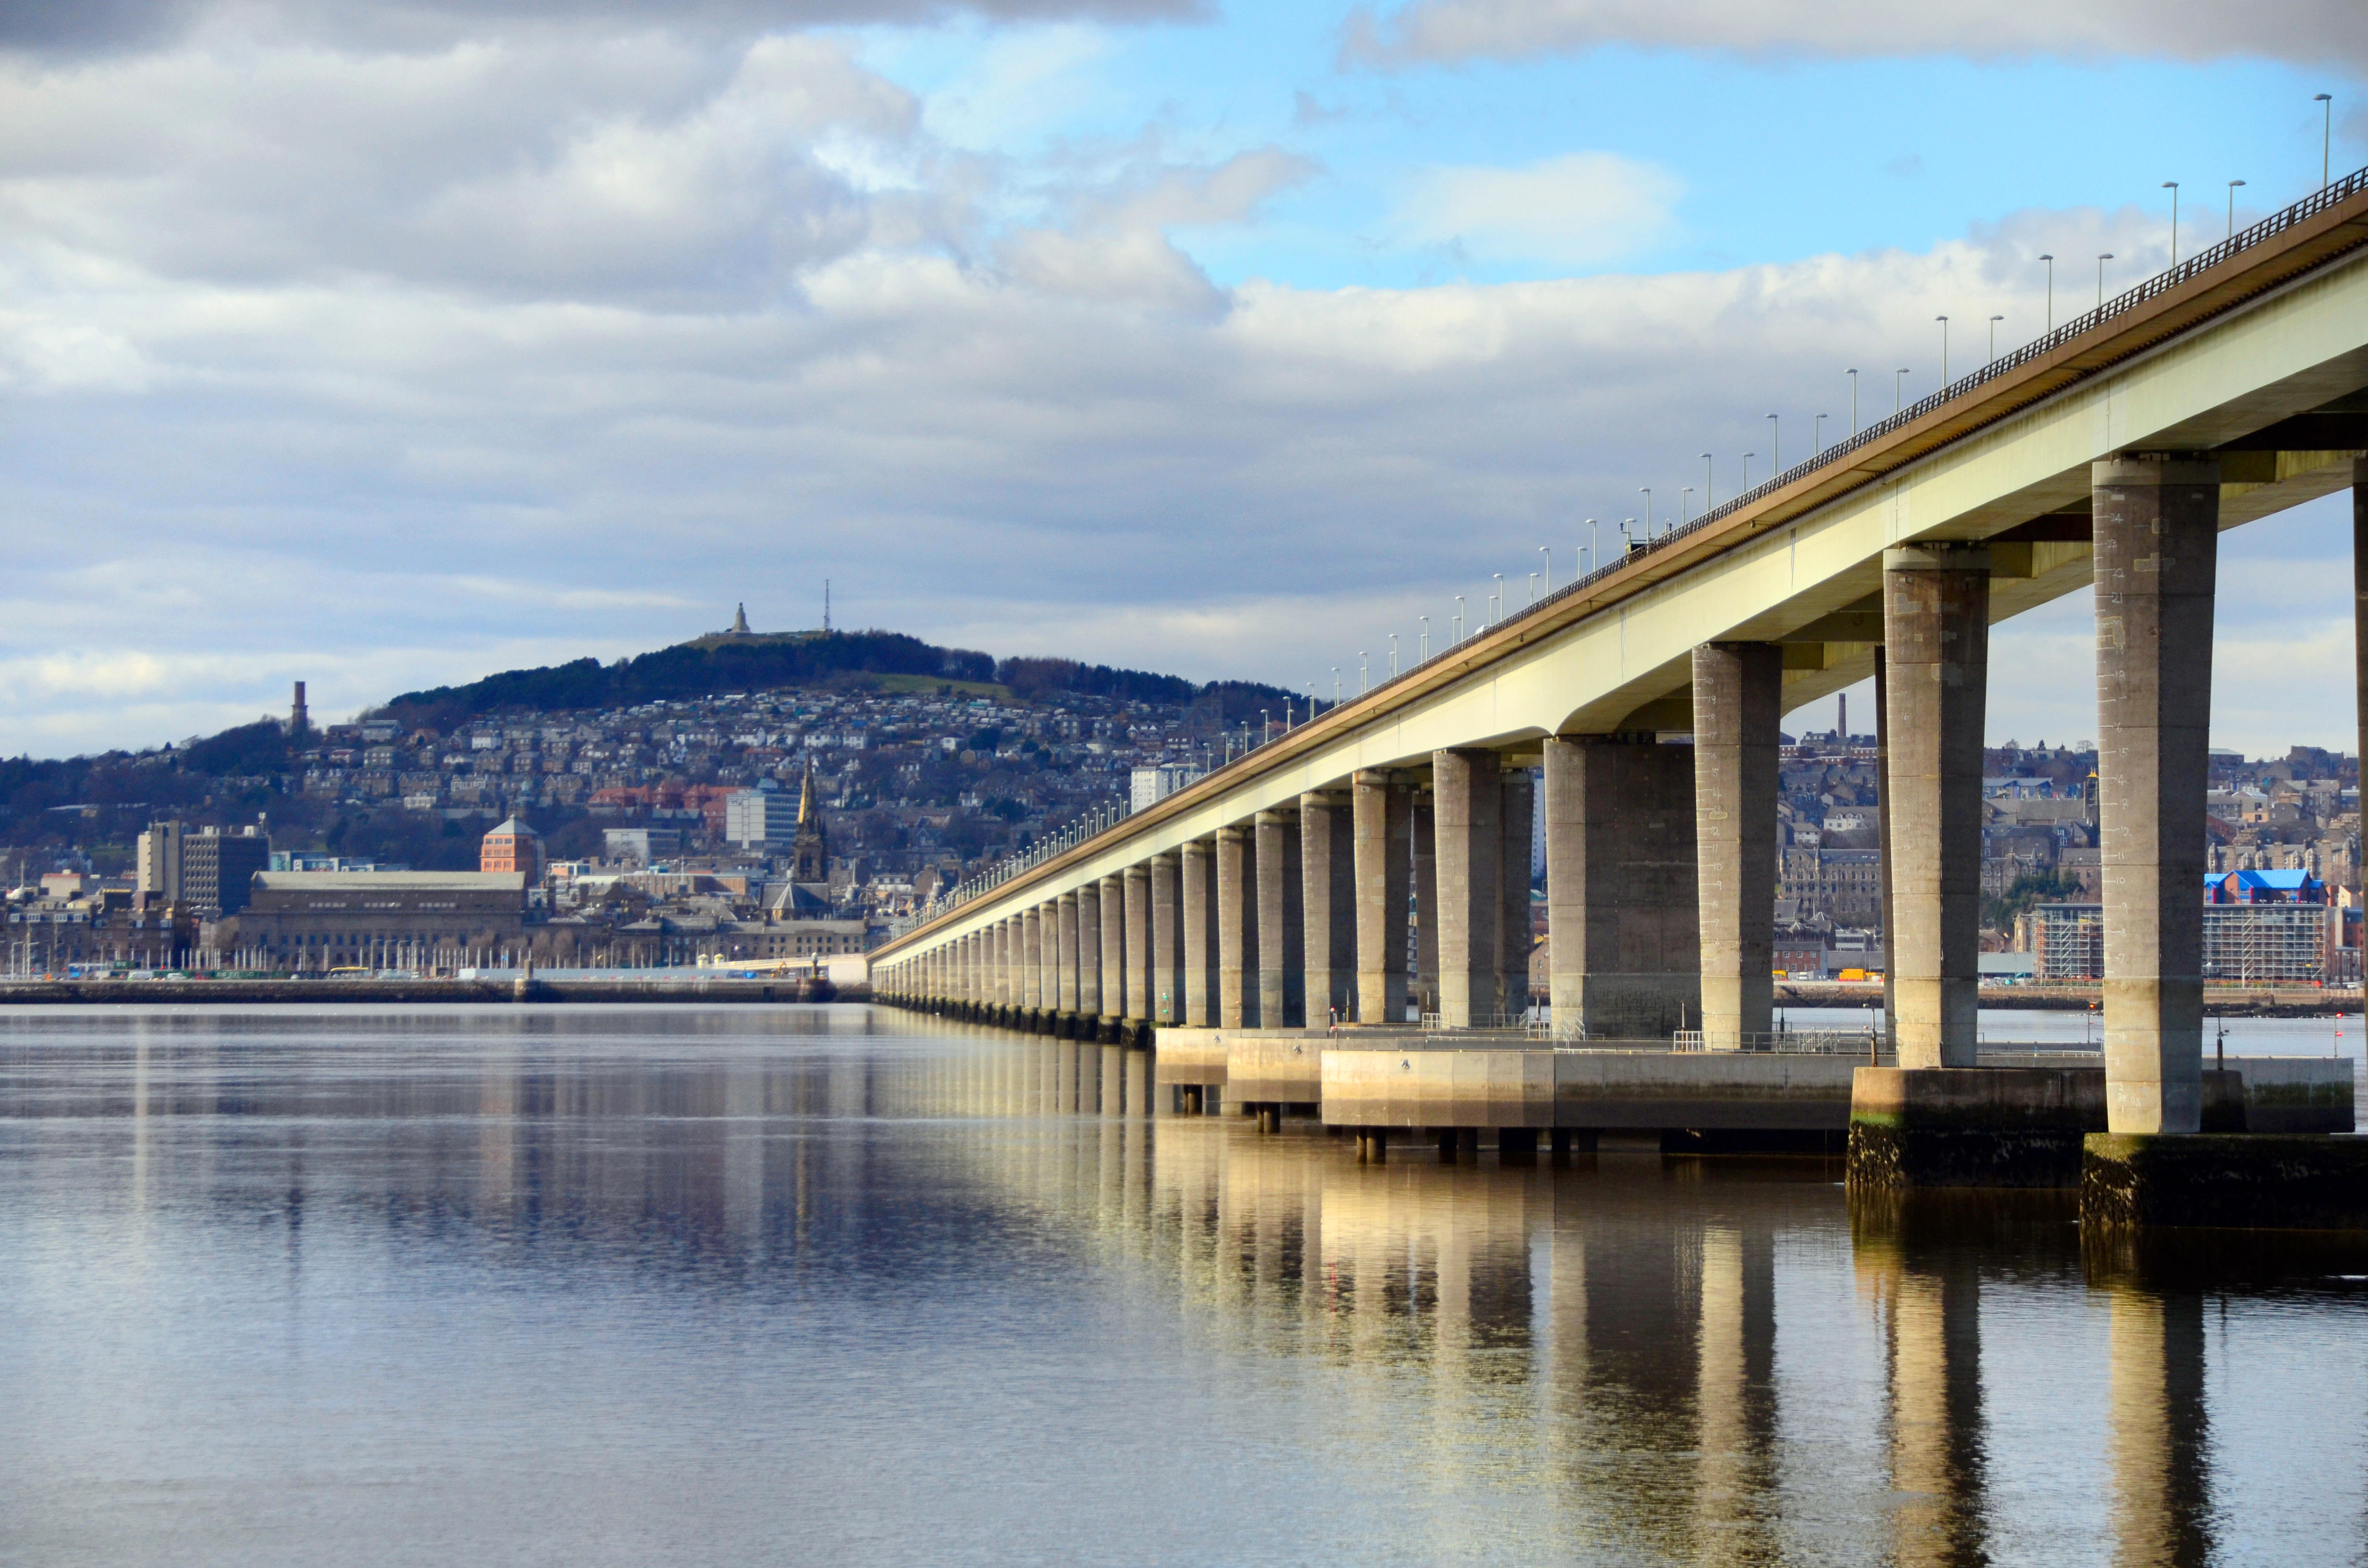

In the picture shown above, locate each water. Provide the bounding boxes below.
[3,1004,2365,1566]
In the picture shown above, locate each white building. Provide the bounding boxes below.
[724,787,801,846]
[1130,765,1201,812]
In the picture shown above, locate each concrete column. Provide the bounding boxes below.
[992,919,1008,1007]
[1123,864,1151,1022]
[1302,790,1355,1024]
[1542,735,1701,1040]
[2096,453,2219,1134]
[1021,907,1042,1012]
[1875,647,1897,1049]
[1414,786,1439,1017]
[2357,458,2368,832]
[1501,765,1536,1020]
[1041,901,1061,1015]
[1352,771,1413,1026]
[1256,808,1305,1028]
[1693,641,1782,1050]
[1217,823,1260,1027]
[1057,892,1081,1016]
[1182,838,1216,1027]
[1098,874,1124,1024]
[1432,749,1503,1029]
[1883,543,1992,1069]
[1150,850,1184,1024]
[1076,882,1102,1018]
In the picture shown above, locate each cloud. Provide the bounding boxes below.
[1340,0,2368,70]
[2,0,1205,61]
[1394,152,1680,267]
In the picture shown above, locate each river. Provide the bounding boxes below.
[1,1004,2362,1565]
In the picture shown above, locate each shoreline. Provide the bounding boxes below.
[0,978,865,1006]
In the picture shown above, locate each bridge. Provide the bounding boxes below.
[876,167,2368,1176]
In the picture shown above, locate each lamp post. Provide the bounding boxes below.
[1766,413,1780,472]
[1740,453,1753,488]
[1845,370,1859,435]
[1388,634,1398,678]
[1454,596,1465,642]
[1492,574,1503,625]
[1418,615,1430,661]
[1812,414,1826,455]
[1701,452,1713,506]
[1332,668,1340,706]
[1680,485,1694,522]
[1988,314,2004,363]
[2163,181,2180,267]
[1639,487,1652,533]
[1894,368,1908,414]
[2038,254,2054,331]
[2317,94,2334,189]
[1359,653,1369,694]
[2096,252,2113,311]
[1526,572,1537,607]
[1936,315,1949,384]
[1585,519,1598,576]
[2227,179,2245,240]
[1538,545,1550,594]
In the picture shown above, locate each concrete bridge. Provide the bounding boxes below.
[877,168,2368,1178]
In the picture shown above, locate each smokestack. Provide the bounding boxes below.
[289,681,309,736]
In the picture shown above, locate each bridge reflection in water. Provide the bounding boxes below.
[5,1005,2365,1563]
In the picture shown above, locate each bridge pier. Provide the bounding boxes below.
[1413,784,1439,1018]
[1122,862,1151,1039]
[1077,881,1101,1022]
[1097,873,1124,1041]
[1502,763,1534,1020]
[1543,734,1700,1041]
[1217,823,1258,1027]
[1183,836,1217,1026]
[1256,807,1305,1028]
[1693,642,1781,1051]
[1021,906,1042,1017]
[1433,748,1503,1029]
[1150,849,1183,1026]
[1353,769,1412,1026]
[1882,542,1991,1068]
[1301,788,1354,1026]
[1057,891,1080,1020]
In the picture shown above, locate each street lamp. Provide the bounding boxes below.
[1359,653,1369,694]
[1332,668,1340,706]
[1701,452,1714,506]
[1936,315,1949,384]
[1740,453,1754,488]
[1454,596,1465,642]
[1418,615,1430,660]
[1845,370,1859,435]
[1766,413,1779,472]
[2038,254,2054,331]
[2163,181,2180,267]
[1538,545,1550,594]
[2227,179,2245,240]
[1680,485,1694,522]
[1492,573,1504,624]
[1813,414,1827,455]
[1640,487,1653,533]
[1894,368,1908,413]
[2097,252,2113,311]
[2318,94,2334,189]
[1388,633,1398,677]
[1988,314,2004,363]
[1526,571,1537,607]
[1584,519,1598,576]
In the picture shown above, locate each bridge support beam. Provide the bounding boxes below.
[1097,875,1123,1034]
[1302,790,1354,1026]
[1502,765,1535,1021]
[1353,770,1413,1026]
[1414,784,1439,1018]
[1433,748,1504,1029]
[1183,837,1217,1027]
[1057,891,1081,1018]
[1543,735,1700,1041]
[1076,882,1101,1023]
[2356,458,2368,871]
[1693,642,1781,1051]
[1257,807,1305,1028]
[1039,900,1059,1025]
[1123,863,1151,1029]
[1883,543,1991,1069]
[1151,850,1184,1026]
[1217,824,1259,1027]
[1021,906,1042,1017]
[2096,453,2219,1134]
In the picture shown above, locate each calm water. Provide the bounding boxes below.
[2,1005,2366,1567]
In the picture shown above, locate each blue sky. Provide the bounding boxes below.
[0,0,2363,757]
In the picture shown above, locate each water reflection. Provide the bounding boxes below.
[0,1006,2364,1566]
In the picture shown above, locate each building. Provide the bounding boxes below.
[480,817,543,878]
[723,787,800,847]
[137,821,271,917]
[786,766,828,882]
[1131,764,1200,812]
[226,871,529,968]
[288,680,309,736]
[2034,893,2337,985]
[602,828,682,865]
[2031,903,2106,980]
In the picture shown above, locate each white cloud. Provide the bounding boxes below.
[1394,152,1680,267]
[1341,0,2368,69]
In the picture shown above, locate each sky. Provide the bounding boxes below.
[2,0,2364,759]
